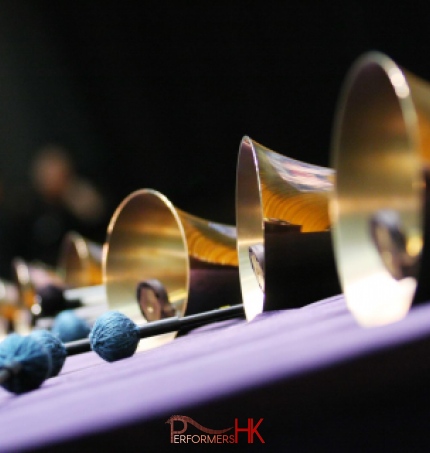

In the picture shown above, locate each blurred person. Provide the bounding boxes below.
[31,144,105,224]
[19,144,108,266]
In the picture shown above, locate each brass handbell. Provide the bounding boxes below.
[103,189,241,333]
[331,51,430,327]
[57,231,103,288]
[0,279,22,335]
[236,137,341,321]
[11,232,104,324]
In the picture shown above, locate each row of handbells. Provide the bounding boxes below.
[1,50,429,339]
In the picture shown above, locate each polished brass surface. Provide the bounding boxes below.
[177,210,238,266]
[236,137,337,321]
[11,258,32,310]
[103,189,240,333]
[0,279,21,333]
[57,231,103,288]
[331,51,429,327]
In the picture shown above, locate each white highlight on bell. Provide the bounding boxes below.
[16,261,30,286]
[0,281,6,300]
[31,301,42,316]
[388,67,410,99]
[75,236,90,260]
[345,271,416,327]
[245,286,265,321]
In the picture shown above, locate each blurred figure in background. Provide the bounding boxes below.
[13,144,108,267]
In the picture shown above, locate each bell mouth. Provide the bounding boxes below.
[331,51,423,326]
[57,232,103,288]
[236,137,265,321]
[103,189,189,323]
[236,136,334,320]
[57,232,89,287]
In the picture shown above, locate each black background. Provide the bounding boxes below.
[0,0,428,226]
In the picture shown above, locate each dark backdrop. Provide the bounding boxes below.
[0,0,428,226]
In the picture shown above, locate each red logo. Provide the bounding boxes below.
[234,417,265,444]
[166,415,265,444]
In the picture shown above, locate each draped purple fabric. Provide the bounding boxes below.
[1,295,430,452]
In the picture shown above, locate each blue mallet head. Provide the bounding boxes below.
[90,311,140,362]
[0,334,52,394]
[51,310,91,343]
[30,330,67,377]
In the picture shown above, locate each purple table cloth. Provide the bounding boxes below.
[1,295,430,452]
